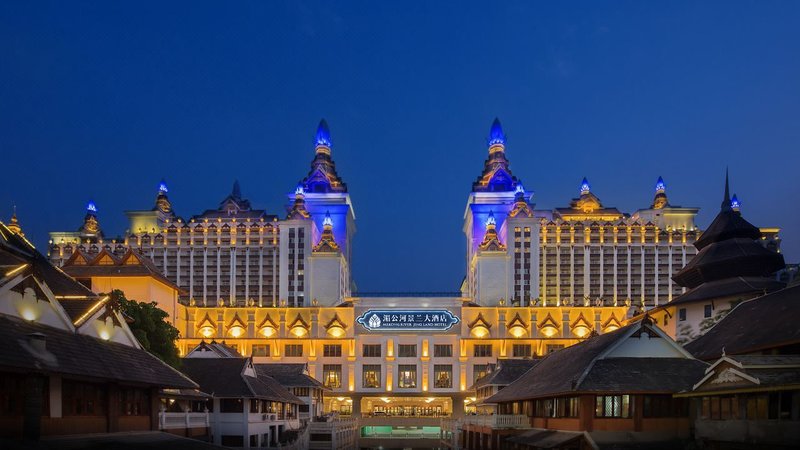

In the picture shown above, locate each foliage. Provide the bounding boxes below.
[110,289,181,368]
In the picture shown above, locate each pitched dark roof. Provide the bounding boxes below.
[0,223,97,300]
[684,284,800,360]
[667,276,785,306]
[694,209,761,250]
[58,296,109,324]
[181,358,302,403]
[0,314,195,389]
[673,238,785,289]
[486,320,701,404]
[255,363,325,388]
[186,340,241,358]
[579,358,706,392]
[471,358,539,390]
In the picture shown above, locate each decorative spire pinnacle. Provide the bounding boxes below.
[232,180,242,200]
[156,179,172,214]
[486,210,496,227]
[580,177,591,195]
[721,168,731,211]
[509,184,534,218]
[287,185,311,220]
[81,200,100,235]
[655,176,665,194]
[313,210,339,252]
[7,205,23,237]
[731,194,741,212]
[651,176,669,209]
[479,210,505,251]
[323,210,333,228]
[315,119,332,154]
[487,118,506,151]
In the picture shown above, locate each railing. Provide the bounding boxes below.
[265,423,310,450]
[440,417,462,433]
[158,411,210,430]
[352,291,463,298]
[462,414,530,429]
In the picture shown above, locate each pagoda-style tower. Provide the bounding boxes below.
[670,172,785,341]
[125,179,178,234]
[6,206,24,237]
[282,120,355,306]
[308,211,349,305]
[632,176,699,231]
[463,119,539,305]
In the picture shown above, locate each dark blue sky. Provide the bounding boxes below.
[2,1,798,291]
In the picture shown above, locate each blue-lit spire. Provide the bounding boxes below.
[86,201,97,213]
[731,193,740,212]
[323,210,333,228]
[655,176,665,193]
[486,210,496,227]
[159,179,169,194]
[315,119,332,149]
[514,183,524,195]
[295,184,305,196]
[580,177,591,195]
[487,118,506,148]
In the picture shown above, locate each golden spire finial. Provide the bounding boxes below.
[7,205,23,237]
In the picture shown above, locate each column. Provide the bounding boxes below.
[203,248,208,306]
[230,248,236,305]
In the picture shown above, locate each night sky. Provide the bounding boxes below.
[2,2,798,292]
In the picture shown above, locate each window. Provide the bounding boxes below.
[397,365,417,388]
[293,387,310,397]
[512,344,532,357]
[323,365,342,388]
[323,344,342,357]
[434,365,453,388]
[398,344,417,357]
[285,344,303,357]
[119,388,150,416]
[473,364,489,384]
[701,395,738,420]
[474,344,492,357]
[62,380,107,416]
[595,395,631,418]
[251,344,270,357]
[362,344,381,358]
[704,304,713,318]
[433,344,452,357]
[362,365,381,388]
[534,397,579,418]
[220,398,244,413]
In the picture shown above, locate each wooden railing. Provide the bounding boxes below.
[462,414,530,429]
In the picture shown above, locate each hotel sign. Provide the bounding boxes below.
[357,310,460,332]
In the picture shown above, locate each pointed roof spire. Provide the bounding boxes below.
[232,180,242,200]
[655,176,665,194]
[487,117,506,150]
[158,179,169,194]
[313,210,339,252]
[86,200,98,214]
[721,168,731,211]
[731,194,741,212]
[155,179,172,214]
[651,176,669,209]
[287,185,311,220]
[479,210,506,251]
[315,119,332,153]
[580,177,591,195]
[7,205,23,237]
[81,200,101,235]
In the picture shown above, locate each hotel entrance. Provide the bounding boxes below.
[362,396,452,418]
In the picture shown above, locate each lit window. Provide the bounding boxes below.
[397,365,417,388]
[362,365,381,388]
[434,365,452,388]
[322,365,342,389]
[595,395,631,418]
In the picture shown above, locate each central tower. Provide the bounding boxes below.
[463,119,540,305]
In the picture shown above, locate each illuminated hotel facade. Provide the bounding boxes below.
[45,119,781,445]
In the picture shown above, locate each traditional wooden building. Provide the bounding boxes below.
[0,221,198,440]
[450,317,707,449]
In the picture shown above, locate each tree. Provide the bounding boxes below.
[110,289,181,368]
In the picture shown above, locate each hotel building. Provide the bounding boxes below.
[43,119,784,447]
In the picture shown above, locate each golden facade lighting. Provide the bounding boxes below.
[571,313,593,338]
[537,313,560,338]
[257,314,278,338]
[468,313,492,339]
[288,314,310,338]
[325,314,347,338]
[507,313,528,338]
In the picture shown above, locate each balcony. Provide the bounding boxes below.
[157,411,209,430]
[462,414,530,429]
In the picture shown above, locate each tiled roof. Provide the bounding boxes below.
[0,314,196,389]
[255,363,325,388]
[181,358,302,403]
[579,358,706,392]
[685,284,800,360]
[694,209,761,250]
[486,320,701,403]
[667,276,785,306]
[471,358,539,390]
[673,238,785,289]
[61,249,184,294]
